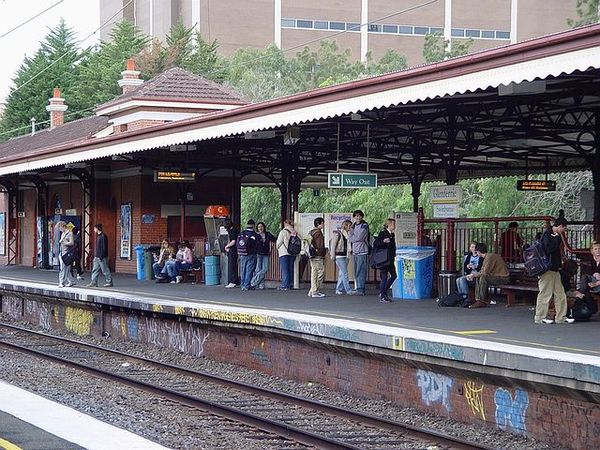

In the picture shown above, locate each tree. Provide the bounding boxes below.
[422,32,473,64]
[0,20,82,139]
[183,32,227,82]
[568,0,599,27]
[69,20,149,114]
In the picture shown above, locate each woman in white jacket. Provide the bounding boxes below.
[276,219,297,290]
[57,221,75,287]
[330,220,352,295]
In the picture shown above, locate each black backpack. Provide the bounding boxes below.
[523,239,552,277]
[287,234,302,255]
[437,291,466,307]
[570,298,595,321]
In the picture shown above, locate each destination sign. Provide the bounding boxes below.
[516,180,556,191]
[154,171,196,182]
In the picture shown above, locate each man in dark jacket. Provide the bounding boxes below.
[237,219,258,291]
[534,217,573,324]
[308,217,327,298]
[87,224,113,287]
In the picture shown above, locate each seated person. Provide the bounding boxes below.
[576,241,600,298]
[160,241,193,283]
[500,221,523,263]
[456,242,482,298]
[466,243,509,309]
[152,240,172,279]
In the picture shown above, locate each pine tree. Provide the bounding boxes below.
[0,19,81,140]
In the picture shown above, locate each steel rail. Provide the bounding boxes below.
[0,323,493,450]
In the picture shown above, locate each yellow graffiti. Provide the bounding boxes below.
[152,304,164,313]
[464,381,486,420]
[392,336,403,350]
[64,307,93,336]
[190,308,282,327]
[174,306,186,316]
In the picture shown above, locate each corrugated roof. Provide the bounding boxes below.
[97,67,247,110]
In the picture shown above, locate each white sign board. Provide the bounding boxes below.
[325,213,352,247]
[430,185,463,204]
[394,212,418,246]
[433,203,460,218]
[296,212,324,239]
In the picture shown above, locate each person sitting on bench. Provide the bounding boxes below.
[466,243,509,309]
[152,240,173,279]
[456,242,483,299]
[160,241,193,283]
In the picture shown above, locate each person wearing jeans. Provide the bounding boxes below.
[276,220,297,290]
[456,242,482,298]
[87,224,113,287]
[238,220,258,290]
[349,210,370,295]
[373,218,397,303]
[251,222,276,290]
[331,220,352,295]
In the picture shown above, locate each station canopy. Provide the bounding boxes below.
[1,24,600,186]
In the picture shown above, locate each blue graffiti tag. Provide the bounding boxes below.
[127,316,139,340]
[416,369,453,413]
[494,388,529,434]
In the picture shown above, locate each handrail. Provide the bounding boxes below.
[422,215,554,224]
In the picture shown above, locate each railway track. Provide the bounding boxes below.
[0,323,494,450]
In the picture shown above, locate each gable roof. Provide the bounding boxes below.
[97,67,247,110]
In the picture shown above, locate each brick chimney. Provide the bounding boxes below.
[45,87,68,129]
[118,59,143,94]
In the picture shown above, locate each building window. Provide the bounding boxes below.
[330,21,345,30]
[296,20,313,29]
[398,25,413,35]
[496,30,510,39]
[451,28,465,37]
[347,22,360,31]
[281,18,295,28]
[481,30,495,39]
[368,24,381,32]
[314,21,328,30]
[382,24,398,33]
[465,29,480,38]
[430,27,442,34]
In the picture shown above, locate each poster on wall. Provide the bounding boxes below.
[324,213,352,248]
[120,203,132,259]
[0,212,5,256]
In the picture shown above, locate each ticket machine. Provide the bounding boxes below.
[203,205,230,255]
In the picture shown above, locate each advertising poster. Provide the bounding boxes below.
[325,213,352,248]
[120,203,132,259]
[296,212,324,239]
[394,212,418,246]
[0,212,5,256]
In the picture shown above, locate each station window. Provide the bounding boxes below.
[465,29,480,38]
[330,21,345,30]
[368,23,381,32]
[481,30,495,39]
[382,24,398,33]
[451,28,465,37]
[314,21,328,30]
[414,26,429,35]
[296,20,313,29]
[281,18,295,28]
[430,27,443,34]
[347,22,360,31]
[496,30,510,39]
[398,25,413,35]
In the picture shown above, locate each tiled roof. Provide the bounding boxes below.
[98,67,247,109]
[0,115,109,161]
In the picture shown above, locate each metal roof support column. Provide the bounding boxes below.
[68,169,93,270]
[0,180,18,266]
[411,180,422,212]
[231,170,241,226]
[592,111,600,240]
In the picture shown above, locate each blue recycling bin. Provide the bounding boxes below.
[205,255,220,285]
[135,245,145,280]
[392,246,435,299]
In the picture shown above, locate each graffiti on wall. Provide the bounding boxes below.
[2,296,22,320]
[25,300,52,329]
[190,308,282,328]
[64,307,93,336]
[405,339,464,361]
[464,381,486,420]
[416,369,453,413]
[494,388,529,434]
[145,318,209,356]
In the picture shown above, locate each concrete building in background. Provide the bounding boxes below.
[100,0,578,66]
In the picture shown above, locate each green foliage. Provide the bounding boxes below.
[0,20,82,139]
[240,187,281,232]
[422,32,473,64]
[568,0,599,27]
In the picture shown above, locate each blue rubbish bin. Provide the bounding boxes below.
[392,246,435,299]
[205,255,220,285]
[135,245,145,281]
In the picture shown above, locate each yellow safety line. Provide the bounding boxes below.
[452,330,498,335]
[0,437,23,450]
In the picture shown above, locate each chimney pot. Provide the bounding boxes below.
[118,59,143,94]
[46,87,67,129]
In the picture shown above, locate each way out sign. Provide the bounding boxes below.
[328,172,378,189]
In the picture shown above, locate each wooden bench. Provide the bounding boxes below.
[496,283,538,307]
[181,266,203,284]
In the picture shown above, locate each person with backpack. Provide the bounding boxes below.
[372,218,396,303]
[276,219,299,290]
[224,220,239,288]
[348,210,370,296]
[307,217,327,298]
[237,219,259,290]
[57,221,76,288]
[250,222,276,290]
[465,243,509,308]
[330,220,352,295]
[534,217,574,324]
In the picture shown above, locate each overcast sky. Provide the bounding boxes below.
[0,0,100,102]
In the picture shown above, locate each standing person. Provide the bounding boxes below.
[70,226,84,281]
[223,220,239,288]
[237,220,258,290]
[456,242,482,298]
[466,243,509,308]
[331,220,352,295]
[534,218,573,324]
[57,221,76,288]
[307,217,327,298]
[373,218,397,303]
[348,210,370,296]
[500,222,523,263]
[251,222,276,290]
[87,224,113,288]
[276,219,297,290]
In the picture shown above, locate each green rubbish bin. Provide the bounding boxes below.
[144,248,154,280]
